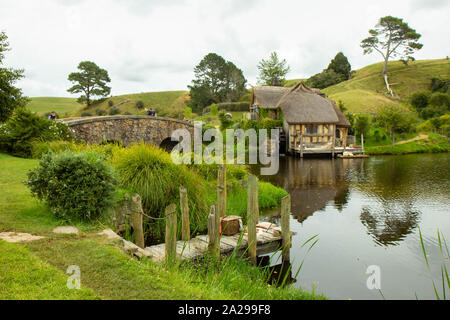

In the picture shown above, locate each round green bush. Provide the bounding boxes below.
[26,151,117,221]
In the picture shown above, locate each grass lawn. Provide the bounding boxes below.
[26,97,79,116]
[365,133,450,155]
[0,152,323,300]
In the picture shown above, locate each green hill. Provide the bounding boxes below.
[322,58,450,113]
[27,91,189,119]
[27,97,79,116]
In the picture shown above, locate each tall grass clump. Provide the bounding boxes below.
[31,140,122,159]
[112,143,209,243]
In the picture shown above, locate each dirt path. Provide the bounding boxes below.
[395,134,429,145]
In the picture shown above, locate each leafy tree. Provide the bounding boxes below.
[355,115,370,138]
[188,53,246,113]
[67,61,111,107]
[327,52,352,80]
[257,52,290,86]
[376,105,412,146]
[410,91,430,112]
[361,16,423,96]
[0,31,28,122]
[306,52,351,89]
[338,100,347,113]
[307,69,346,89]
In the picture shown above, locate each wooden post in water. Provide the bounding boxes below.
[247,174,259,265]
[361,134,365,155]
[300,134,304,158]
[131,194,145,249]
[165,204,177,263]
[332,126,336,158]
[281,195,291,263]
[207,205,220,257]
[217,164,227,217]
[179,186,190,241]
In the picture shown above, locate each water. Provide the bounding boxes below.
[255,154,450,300]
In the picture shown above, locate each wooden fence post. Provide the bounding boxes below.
[165,204,177,263]
[180,186,190,241]
[207,205,220,257]
[281,195,291,263]
[217,164,227,217]
[361,134,365,155]
[247,174,259,265]
[131,194,145,249]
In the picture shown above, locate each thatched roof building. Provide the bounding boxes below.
[250,82,351,155]
[251,82,350,126]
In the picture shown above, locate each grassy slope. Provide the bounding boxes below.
[0,153,322,300]
[26,97,79,116]
[27,91,189,117]
[321,59,450,113]
[365,133,450,155]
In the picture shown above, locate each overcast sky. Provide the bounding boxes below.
[1,0,449,97]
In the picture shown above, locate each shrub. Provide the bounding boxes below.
[95,108,107,116]
[123,111,132,115]
[26,151,117,221]
[81,112,92,117]
[109,107,121,115]
[108,100,114,107]
[410,91,430,112]
[30,140,122,159]
[136,100,144,109]
[431,77,449,93]
[0,109,73,158]
[112,143,209,242]
[219,112,234,130]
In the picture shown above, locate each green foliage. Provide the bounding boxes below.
[0,108,73,157]
[135,100,144,109]
[355,115,371,137]
[210,104,218,116]
[307,69,346,89]
[81,112,92,117]
[188,53,247,113]
[327,52,352,79]
[375,105,417,144]
[184,106,192,119]
[431,77,449,93]
[219,111,234,130]
[95,108,107,116]
[26,151,117,221]
[67,61,111,107]
[257,52,290,86]
[410,91,430,112]
[108,100,114,107]
[306,52,351,89]
[204,102,249,114]
[30,140,122,159]
[430,92,450,108]
[108,106,121,115]
[0,31,28,122]
[112,143,208,242]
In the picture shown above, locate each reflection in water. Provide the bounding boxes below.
[257,157,353,223]
[252,154,449,299]
[360,205,420,246]
[256,154,449,247]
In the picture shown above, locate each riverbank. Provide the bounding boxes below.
[0,153,324,300]
[365,133,449,155]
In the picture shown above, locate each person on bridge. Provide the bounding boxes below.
[48,111,56,120]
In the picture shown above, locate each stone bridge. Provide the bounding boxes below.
[61,115,195,149]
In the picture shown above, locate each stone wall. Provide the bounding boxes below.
[63,115,195,147]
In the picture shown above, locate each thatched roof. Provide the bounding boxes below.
[252,82,350,126]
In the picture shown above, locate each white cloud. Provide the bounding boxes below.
[1,0,449,97]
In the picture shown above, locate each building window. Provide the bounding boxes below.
[306,125,318,134]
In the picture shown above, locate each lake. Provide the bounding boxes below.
[255,153,450,300]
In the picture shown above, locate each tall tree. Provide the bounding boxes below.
[327,52,352,80]
[361,16,423,96]
[376,105,411,146]
[0,31,27,122]
[257,52,290,86]
[67,61,111,106]
[188,53,246,113]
